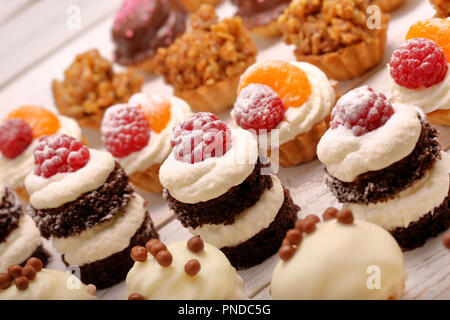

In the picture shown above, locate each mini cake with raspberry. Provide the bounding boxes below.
[232,60,336,166]
[24,134,158,289]
[271,208,406,299]
[429,0,450,17]
[317,86,450,250]
[369,0,404,12]
[125,237,247,299]
[101,93,191,193]
[0,181,48,273]
[52,49,143,130]
[390,22,450,126]
[159,112,300,269]
[232,0,291,37]
[0,258,97,300]
[112,0,187,73]
[0,106,83,201]
[278,0,389,80]
[155,4,257,112]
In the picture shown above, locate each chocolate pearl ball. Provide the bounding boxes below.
[156,250,172,267]
[0,273,12,290]
[15,276,29,291]
[187,236,204,253]
[184,259,201,276]
[323,207,338,221]
[294,219,304,231]
[305,215,320,224]
[302,220,316,233]
[278,245,295,261]
[337,209,354,224]
[443,233,450,249]
[86,284,96,296]
[145,239,160,252]
[149,242,167,257]
[286,229,302,245]
[282,238,291,247]
[26,258,43,272]
[22,265,37,281]
[131,246,148,262]
[128,293,144,300]
[8,265,22,279]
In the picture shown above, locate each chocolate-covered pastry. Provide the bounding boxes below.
[112,0,187,72]
[232,0,290,37]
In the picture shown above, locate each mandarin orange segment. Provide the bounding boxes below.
[238,60,311,110]
[136,95,171,133]
[406,18,450,62]
[7,106,60,138]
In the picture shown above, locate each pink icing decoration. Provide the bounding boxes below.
[113,0,154,30]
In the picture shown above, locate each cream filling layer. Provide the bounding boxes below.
[126,242,247,300]
[25,149,115,210]
[0,115,82,189]
[0,214,42,272]
[52,193,146,266]
[119,95,192,175]
[188,175,284,248]
[160,128,258,204]
[317,103,422,182]
[391,64,450,113]
[271,219,405,300]
[345,152,450,230]
[0,269,96,300]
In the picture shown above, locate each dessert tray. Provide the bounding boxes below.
[0,0,448,300]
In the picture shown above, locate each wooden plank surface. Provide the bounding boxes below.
[0,0,448,300]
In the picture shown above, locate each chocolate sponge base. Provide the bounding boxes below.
[62,212,158,290]
[0,188,24,242]
[390,188,449,251]
[221,188,299,270]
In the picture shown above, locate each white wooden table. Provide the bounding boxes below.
[0,0,448,300]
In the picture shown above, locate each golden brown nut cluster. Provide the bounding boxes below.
[429,0,450,17]
[155,4,257,91]
[52,49,143,127]
[278,0,374,55]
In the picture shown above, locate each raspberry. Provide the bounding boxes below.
[33,134,90,178]
[0,119,33,159]
[330,86,395,137]
[390,38,448,89]
[101,104,150,158]
[171,112,231,164]
[234,84,285,133]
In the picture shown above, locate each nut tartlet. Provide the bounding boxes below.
[156,4,257,112]
[278,0,389,80]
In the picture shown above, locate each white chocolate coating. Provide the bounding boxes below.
[0,269,96,300]
[126,241,247,300]
[159,128,258,203]
[118,95,192,175]
[271,219,406,300]
[345,152,450,230]
[25,149,115,209]
[188,175,284,248]
[53,193,146,266]
[0,115,82,189]
[317,103,422,182]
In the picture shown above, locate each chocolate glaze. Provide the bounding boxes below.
[112,0,187,65]
[232,0,290,29]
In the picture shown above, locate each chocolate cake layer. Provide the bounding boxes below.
[62,211,158,290]
[29,163,133,239]
[0,188,23,242]
[20,245,50,268]
[221,188,299,270]
[165,161,273,228]
[325,117,441,204]
[391,184,449,251]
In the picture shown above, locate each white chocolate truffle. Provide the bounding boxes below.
[271,219,406,300]
[126,241,247,300]
[0,269,97,300]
